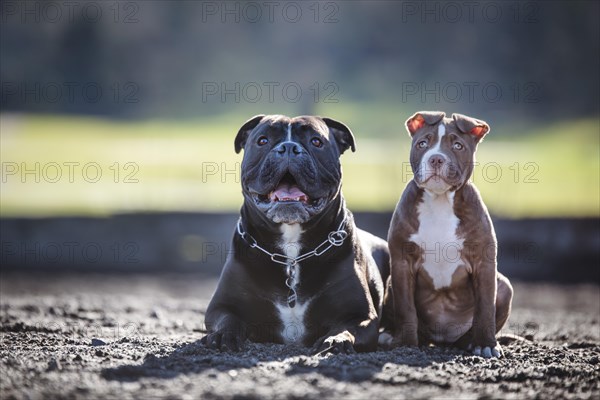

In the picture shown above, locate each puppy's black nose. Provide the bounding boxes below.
[428,154,445,168]
[275,141,303,156]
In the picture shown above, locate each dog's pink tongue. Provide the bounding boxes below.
[270,183,308,202]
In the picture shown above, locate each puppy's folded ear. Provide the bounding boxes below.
[234,115,265,154]
[405,111,446,136]
[322,117,356,154]
[452,113,490,141]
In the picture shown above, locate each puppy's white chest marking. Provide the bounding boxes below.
[410,191,465,289]
[276,223,307,343]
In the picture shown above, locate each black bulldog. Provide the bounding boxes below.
[201,115,389,354]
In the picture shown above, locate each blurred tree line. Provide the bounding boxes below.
[1,1,598,123]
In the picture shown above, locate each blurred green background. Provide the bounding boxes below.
[1,1,598,218]
[2,113,597,217]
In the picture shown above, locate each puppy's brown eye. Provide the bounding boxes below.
[311,137,323,148]
[453,142,463,150]
[257,136,268,146]
[417,140,428,149]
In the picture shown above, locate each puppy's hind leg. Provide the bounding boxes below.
[495,273,513,332]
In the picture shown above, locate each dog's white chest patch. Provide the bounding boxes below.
[276,223,307,343]
[279,223,302,259]
[276,300,310,343]
[278,223,303,291]
[410,191,465,289]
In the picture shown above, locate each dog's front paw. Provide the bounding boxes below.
[200,330,244,352]
[471,343,504,358]
[312,331,356,355]
[391,335,419,348]
[378,332,394,347]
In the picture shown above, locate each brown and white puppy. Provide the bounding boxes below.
[384,111,513,358]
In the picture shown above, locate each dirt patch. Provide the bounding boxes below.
[1,273,598,399]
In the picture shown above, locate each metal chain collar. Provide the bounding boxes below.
[236,214,349,308]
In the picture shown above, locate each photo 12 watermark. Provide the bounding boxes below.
[201,162,240,184]
[199,1,340,23]
[1,1,140,24]
[399,1,540,24]
[14,320,143,343]
[184,237,541,267]
[1,162,140,184]
[1,82,140,105]
[400,81,541,104]
[201,81,339,104]
[1,241,140,265]
[400,161,540,185]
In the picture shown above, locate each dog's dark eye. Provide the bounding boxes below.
[453,142,464,150]
[311,137,323,148]
[257,136,268,146]
[417,140,428,149]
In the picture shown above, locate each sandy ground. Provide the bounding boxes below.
[1,273,599,400]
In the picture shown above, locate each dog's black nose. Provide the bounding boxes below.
[428,154,445,168]
[275,141,303,156]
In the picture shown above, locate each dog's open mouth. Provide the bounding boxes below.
[247,171,331,223]
[253,172,322,207]
[268,172,309,203]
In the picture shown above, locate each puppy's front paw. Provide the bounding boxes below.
[472,343,504,358]
[312,331,356,355]
[200,330,244,352]
[386,322,419,347]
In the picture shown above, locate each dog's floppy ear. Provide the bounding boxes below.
[405,111,446,136]
[452,113,490,141]
[322,117,356,154]
[234,115,265,154]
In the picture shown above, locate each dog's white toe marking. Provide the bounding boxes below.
[482,347,492,358]
[472,344,503,358]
